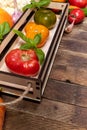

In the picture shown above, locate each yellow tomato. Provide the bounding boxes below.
[52,0,66,2]
[24,22,49,48]
[69,5,80,10]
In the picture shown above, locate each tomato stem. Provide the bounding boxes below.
[21,54,30,61]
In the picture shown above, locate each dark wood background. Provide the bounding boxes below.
[2,18,87,130]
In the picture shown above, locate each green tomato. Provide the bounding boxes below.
[34,8,57,29]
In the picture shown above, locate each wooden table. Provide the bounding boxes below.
[3,18,87,130]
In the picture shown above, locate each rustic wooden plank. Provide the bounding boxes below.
[3,108,85,130]
[2,96,87,129]
[50,52,87,86]
[48,18,87,87]
[44,79,87,108]
[49,35,87,86]
[60,38,87,54]
[63,29,87,41]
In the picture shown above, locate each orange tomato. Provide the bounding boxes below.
[0,8,14,27]
[24,22,49,48]
[52,0,66,2]
[69,5,80,10]
[68,5,80,13]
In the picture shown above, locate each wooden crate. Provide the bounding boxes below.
[0,2,68,102]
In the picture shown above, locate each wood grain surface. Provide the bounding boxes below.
[2,17,87,130]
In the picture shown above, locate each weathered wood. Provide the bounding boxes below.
[3,108,86,130]
[2,95,87,130]
[50,49,87,86]
[45,79,87,108]
[49,25,87,86]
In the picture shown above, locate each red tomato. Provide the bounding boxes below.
[5,49,40,76]
[68,9,85,24]
[68,0,87,8]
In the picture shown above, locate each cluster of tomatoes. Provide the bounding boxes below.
[68,0,87,24]
[5,8,57,77]
[53,0,87,24]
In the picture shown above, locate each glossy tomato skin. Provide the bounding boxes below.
[24,22,49,48]
[69,0,87,8]
[34,8,57,29]
[68,9,85,24]
[5,49,40,76]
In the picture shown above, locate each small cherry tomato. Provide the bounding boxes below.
[5,49,40,76]
[68,0,87,8]
[68,9,85,24]
[34,8,57,29]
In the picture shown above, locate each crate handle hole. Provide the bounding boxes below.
[36,82,40,85]
[36,86,40,90]
[36,97,40,100]
[29,91,33,94]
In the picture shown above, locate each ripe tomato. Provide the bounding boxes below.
[5,49,40,76]
[24,22,49,48]
[68,0,87,8]
[0,8,14,27]
[34,8,57,29]
[68,9,85,24]
[52,0,66,2]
